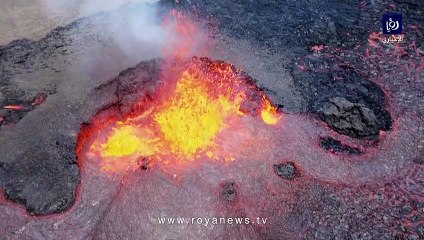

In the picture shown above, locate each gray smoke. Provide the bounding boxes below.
[40,0,207,62]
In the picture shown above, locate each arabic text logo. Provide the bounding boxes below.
[382,13,402,34]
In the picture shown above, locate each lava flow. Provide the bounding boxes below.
[85,57,281,173]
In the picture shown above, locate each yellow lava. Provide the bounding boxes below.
[261,97,281,125]
[99,70,240,160]
[94,64,281,169]
[154,71,235,156]
[101,125,158,158]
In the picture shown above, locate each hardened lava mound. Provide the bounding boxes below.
[78,57,281,173]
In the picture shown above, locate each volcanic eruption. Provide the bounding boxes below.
[84,57,281,173]
[1,1,422,239]
[75,10,281,173]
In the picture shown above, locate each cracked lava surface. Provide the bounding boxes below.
[0,1,423,239]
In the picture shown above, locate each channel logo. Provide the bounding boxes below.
[382,13,402,34]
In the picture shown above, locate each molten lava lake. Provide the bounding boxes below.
[79,57,281,174]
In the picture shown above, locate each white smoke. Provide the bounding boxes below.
[40,0,206,61]
[41,0,160,18]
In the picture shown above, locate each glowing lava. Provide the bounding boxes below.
[261,97,280,125]
[3,105,25,110]
[154,71,236,156]
[88,58,281,172]
[100,125,159,158]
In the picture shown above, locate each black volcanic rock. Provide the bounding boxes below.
[274,162,299,180]
[163,0,370,51]
[319,97,380,138]
[291,64,392,139]
[320,137,361,155]
[221,181,238,202]
[1,136,79,215]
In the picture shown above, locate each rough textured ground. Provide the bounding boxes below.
[0,0,423,239]
[0,0,156,46]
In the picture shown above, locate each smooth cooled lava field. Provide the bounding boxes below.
[0,0,423,239]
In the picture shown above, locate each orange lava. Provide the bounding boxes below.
[88,58,281,172]
[260,97,281,125]
[3,105,24,110]
[82,11,281,173]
